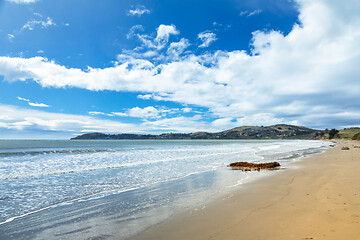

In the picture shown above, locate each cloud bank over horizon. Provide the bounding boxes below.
[0,0,360,137]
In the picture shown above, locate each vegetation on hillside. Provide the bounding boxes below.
[71,124,323,140]
[71,125,360,141]
[321,128,360,140]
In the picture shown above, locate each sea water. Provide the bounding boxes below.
[0,139,331,239]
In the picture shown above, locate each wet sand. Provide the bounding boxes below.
[132,141,360,240]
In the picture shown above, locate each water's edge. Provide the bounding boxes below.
[0,140,332,240]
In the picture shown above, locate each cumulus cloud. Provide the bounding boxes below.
[197,31,217,48]
[1,0,360,129]
[17,96,50,108]
[127,6,151,16]
[155,24,179,43]
[167,38,190,58]
[126,24,181,54]
[127,106,160,118]
[120,106,181,119]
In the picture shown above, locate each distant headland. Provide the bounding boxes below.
[71,124,360,140]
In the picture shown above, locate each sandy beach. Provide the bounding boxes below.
[132,141,360,240]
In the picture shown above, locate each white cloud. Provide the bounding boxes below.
[167,38,190,58]
[124,24,190,62]
[111,112,128,117]
[235,113,286,127]
[127,6,151,16]
[8,15,56,40]
[239,9,263,17]
[89,111,105,115]
[7,34,15,41]
[197,31,217,48]
[126,24,180,52]
[141,115,217,133]
[0,104,218,138]
[28,102,50,108]
[126,25,144,39]
[212,22,232,31]
[137,94,152,100]
[7,0,38,3]
[33,12,42,17]
[17,96,30,102]
[88,106,181,120]
[0,104,137,135]
[211,117,235,128]
[124,106,180,119]
[212,22,222,27]
[18,96,50,107]
[88,111,114,117]
[22,17,56,31]
[1,0,360,129]
[156,25,179,41]
[127,106,160,118]
[182,107,192,113]
[239,11,248,17]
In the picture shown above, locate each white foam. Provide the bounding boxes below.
[258,144,281,151]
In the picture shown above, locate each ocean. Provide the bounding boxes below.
[0,139,331,239]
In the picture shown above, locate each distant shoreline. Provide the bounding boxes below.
[71,124,324,140]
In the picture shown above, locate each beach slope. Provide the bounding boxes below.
[132,141,360,240]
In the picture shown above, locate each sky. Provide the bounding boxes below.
[0,0,359,139]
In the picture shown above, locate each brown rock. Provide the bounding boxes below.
[341,147,350,150]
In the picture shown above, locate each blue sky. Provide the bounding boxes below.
[0,0,359,139]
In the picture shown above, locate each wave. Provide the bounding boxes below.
[0,149,110,157]
[258,144,281,151]
[0,149,248,181]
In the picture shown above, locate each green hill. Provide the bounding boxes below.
[213,124,322,139]
[71,124,323,140]
[337,128,360,139]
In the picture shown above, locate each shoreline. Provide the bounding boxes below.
[132,140,360,240]
[0,140,335,239]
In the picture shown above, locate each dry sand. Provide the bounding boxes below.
[132,141,360,240]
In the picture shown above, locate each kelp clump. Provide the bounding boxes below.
[228,161,280,171]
